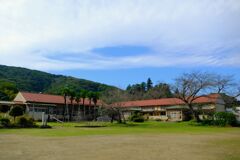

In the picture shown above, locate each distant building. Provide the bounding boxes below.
[0,92,226,122]
[117,94,225,121]
[12,92,98,121]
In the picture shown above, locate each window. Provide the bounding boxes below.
[160,111,166,116]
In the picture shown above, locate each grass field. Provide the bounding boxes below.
[0,121,240,160]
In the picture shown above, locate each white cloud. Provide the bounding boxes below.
[0,0,240,70]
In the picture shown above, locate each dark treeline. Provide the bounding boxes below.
[0,64,117,101]
[125,78,173,100]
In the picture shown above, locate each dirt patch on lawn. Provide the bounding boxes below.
[0,133,239,160]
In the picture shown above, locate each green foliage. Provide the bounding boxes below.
[81,90,88,98]
[0,79,18,100]
[220,93,240,108]
[147,78,153,91]
[9,106,24,120]
[69,89,76,103]
[0,65,118,100]
[200,119,214,126]
[75,93,81,103]
[0,105,10,113]
[0,115,38,128]
[214,112,237,127]
[190,112,237,127]
[0,117,10,128]
[144,83,173,99]
[126,78,173,100]
[16,116,36,128]
[129,111,145,122]
[92,92,100,105]
[87,91,94,101]
[61,86,71,97]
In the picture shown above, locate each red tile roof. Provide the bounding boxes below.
[16,92,97,106]
[117,94,222,108]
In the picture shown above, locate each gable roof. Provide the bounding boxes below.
[117,94,223,108]
[14,92,96,105]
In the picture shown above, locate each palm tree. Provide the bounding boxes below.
[61,86,70,121]
[92,92,100,121]
[87,91,94,119]
[75,93,81,120]
[81,90,88,119]
[69,90,76,121]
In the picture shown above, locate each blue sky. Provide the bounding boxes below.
[52,67,240,89]
[0,0,240,88]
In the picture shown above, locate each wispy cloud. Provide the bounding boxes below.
[0,0,240,70]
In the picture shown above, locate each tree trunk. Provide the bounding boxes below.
[78,103,80,121]
[93,103,96,121]
[188,104,200,122]
[71,103,74,121]
[117,110,122,123]
[111,116,114,123]
[62,97,66,121]
[89,100,91,120]
[122,111,126,123]
[83,99,85,119]
[69,101,73,121]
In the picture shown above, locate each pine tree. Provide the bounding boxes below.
[146,78,153,91]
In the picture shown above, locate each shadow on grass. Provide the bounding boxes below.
[75,125,107,128]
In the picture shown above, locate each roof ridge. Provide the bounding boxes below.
[121,94,221,103]
[20,91,63,97]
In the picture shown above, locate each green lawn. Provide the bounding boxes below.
[1,121,240,160]
[0,121,239,137]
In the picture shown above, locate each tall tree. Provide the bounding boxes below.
[140,82,147,92]
[87,91,94,119]
[173,72,215,122]
[92,92,100,120]
[126,84,132,91]
[213,75,240,108]
[75,93,81,120]
[144,83,173,99]
[9,106,24,122]
[213,75,234,93]
[69,90,76,121]
[101,89,129,123]
[61,86,71,121]
[0,80,18,101]
[147,78,153,91]
[81,90,88,119]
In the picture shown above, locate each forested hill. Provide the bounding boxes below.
[0,64,117,100]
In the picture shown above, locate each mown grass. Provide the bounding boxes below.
[0,121,239,137]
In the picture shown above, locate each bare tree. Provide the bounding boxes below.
[101,89,129,123]
[212,75,240,107]
[213,75,234,94]
[237,85,240,98]
[173,72,216,122]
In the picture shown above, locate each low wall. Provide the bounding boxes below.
[149,116,168,121]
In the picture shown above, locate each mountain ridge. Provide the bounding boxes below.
[0,64,118,97]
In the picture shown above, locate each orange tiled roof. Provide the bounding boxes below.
[118,94,221,108]
[17,92,96,105]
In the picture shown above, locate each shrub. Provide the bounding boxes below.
[214,112,237,127]
[39,125,52,129]
[132,117,144,122]
[200,119,214,126]
[9,106,24,121]
[0,105,10,113]
[16,116,36,128]
[0,117,10,128]
[129,111,145,123]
